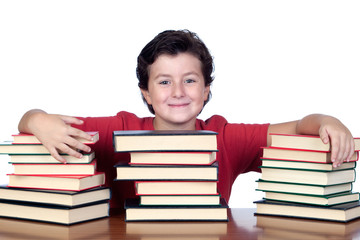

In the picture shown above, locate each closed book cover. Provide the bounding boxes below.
[9,152,95,164]
[139,194,221,206]
[12,159,97,175]
[0,185,110,207]
[12,131,99,144]
[0,199,109,225]
[0,142,52,154]
[125,198,228,222]
[115,161,218,181]
[262,147,358,163]
[129,151,217,165]
[260,167,356,185]
[255,199,360,222]
[270,133,360,152]
[135,181,219,195]
[113,130,218,152]
[261,158,356,171]
[263,191,360,206]
[256,179,353,196]
[7,172,105,191]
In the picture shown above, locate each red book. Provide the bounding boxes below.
[7,172,105,191]
[135,181,219,195]
[12,160,97,175]
[129,151,217,165]
[270,133,360,152]
[262,147,359,163]
[12,131,99,144]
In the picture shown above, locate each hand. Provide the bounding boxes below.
[319,117,355,167]
[27,112,92,163]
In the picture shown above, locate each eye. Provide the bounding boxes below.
[185,79,196,84]
[159,80,171,85]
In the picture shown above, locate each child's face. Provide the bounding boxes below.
[141,53,210,129]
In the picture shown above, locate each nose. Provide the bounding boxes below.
[172,82,185,98]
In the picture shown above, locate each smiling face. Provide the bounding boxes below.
[141,53,210,130]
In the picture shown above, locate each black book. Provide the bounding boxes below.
[255,199,360,222]
[0,199,109,225]
[113,130,218,152]
[0,185,110,207]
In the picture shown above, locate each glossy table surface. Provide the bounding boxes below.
[1,208,360,239]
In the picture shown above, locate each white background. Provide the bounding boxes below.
[0,0,359,208]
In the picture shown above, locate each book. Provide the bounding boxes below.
[135,181,218,195]
[270,133,360,152]
[255,199,360,222]
[0,140,97,155]
[8,152,95,164]
[124,198,228,221]
[0,142,54,154]
[12,160,97,175]
[256,179,353,196]
[261,158,356,171]
[139,194,221,206]
[0,199,109,225]
[115,162,218,181]
[12,131,99,144]
[260,167,356,185]
[0,185,110,207]
[262,147,358,163]
[113,130,218,152]
[7,172,105,191]
[263,191,359,206]
[129,151,217,165]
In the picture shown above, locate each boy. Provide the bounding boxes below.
[18,30,355,209]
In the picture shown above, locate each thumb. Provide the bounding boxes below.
[319,127,330,144]
[59,115,84,126]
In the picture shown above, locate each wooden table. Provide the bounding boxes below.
[1,208,360,239]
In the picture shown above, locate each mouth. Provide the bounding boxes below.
[168,103,190,108]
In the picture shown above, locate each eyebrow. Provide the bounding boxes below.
[154,72,201,79]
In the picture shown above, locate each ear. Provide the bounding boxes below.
[203,85,210,101]
[140,88,152,105]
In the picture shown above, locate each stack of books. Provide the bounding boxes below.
[0,132,110,225]
[113,130,228,221]
[255,133,360,222]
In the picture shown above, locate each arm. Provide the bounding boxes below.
[18,109,93,163]
[267,114,355,167]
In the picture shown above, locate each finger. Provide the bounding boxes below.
[68,127,94,142]
[48,147,67,164]
[57,143,84,159]
[60,115,84,126]
[64,136,92,153]
[329,137,342,167]
[346,138,355,162]
[319,127,330,144]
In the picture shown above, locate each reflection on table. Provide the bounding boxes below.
[0,208,360,239]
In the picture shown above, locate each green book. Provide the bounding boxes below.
[260,167,356,185]
[263,191,359,206]
[256,179,353,196]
